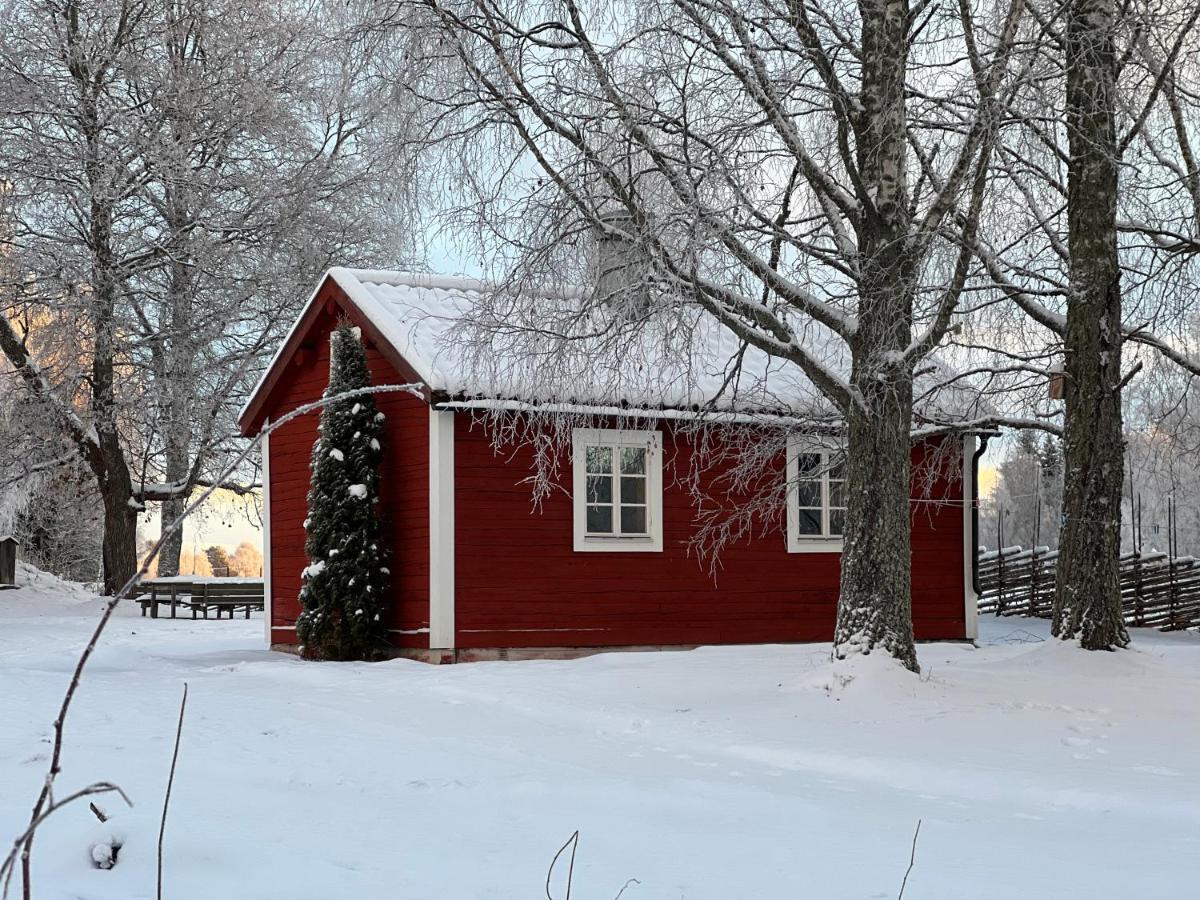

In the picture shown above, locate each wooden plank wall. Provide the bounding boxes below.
[453,423,968,648]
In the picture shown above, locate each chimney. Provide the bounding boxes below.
[592,211,650,316]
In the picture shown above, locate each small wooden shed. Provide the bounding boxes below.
[238,268,984,663]
[0,537,17,586]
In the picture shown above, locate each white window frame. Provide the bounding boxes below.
[572,427,664,552]
[786,435,846,553]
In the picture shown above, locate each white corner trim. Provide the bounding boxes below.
[429,408,456,649]
[571,427,664,552]
[963,433,979,640]
[261,420,273,645]
[785,434,845,554]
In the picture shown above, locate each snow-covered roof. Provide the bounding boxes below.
[242,267,970,431]
[274,268,837,414]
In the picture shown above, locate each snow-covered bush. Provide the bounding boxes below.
[295,324,391,660]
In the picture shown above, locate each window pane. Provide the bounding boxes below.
[620,446,646,474]
[829,508,846,536]
[620,505,647,534]
[828,457,845,481]
[795,480,821,508]
[828,479,844,508]
[586,474,612,504]
[797,453,821,478]
[796,507,820,535]
[620,476,646,504]
[586,505,613,533]
[586,445,612,474]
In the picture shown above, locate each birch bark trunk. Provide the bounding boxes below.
[1053,0,1130,649]
[832,0,920,671]
[149,11,199,578]
[153,241,197,578]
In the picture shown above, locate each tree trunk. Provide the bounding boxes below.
[151,34,201,577]
[832,0,920,671]
[157,495,187,578]
[835,374,917,670]
[154,256,197,578]
[100,470,139,595]
[85,97,140,596]
[1053,0,1130,649]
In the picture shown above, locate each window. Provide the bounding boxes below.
[786,438,845,553]
[573,428,663,552]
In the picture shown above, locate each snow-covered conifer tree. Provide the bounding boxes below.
[296,324,391,660]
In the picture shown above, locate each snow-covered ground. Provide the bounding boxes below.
[2,567,1198,899]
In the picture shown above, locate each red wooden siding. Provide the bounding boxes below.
[453,420,966,648]
[264,280,431,648]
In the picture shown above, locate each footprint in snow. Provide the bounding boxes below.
[1133,764,1181,777]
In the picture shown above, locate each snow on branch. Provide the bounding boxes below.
[134,478,262,502]
[912,414,1063,438]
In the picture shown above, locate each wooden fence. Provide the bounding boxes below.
[978,545,1200,631]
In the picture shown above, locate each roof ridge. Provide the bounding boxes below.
[337,268,493,293]
[334,267,587,301]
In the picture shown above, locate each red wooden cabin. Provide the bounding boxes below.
[239,269,982,662]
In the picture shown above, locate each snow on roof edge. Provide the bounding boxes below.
[238,267,481,430]
[435,398,841,427]
[343,268,587,301]
[325,268,441,391]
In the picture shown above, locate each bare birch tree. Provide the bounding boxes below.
[0,0,157,593]
[974,0,1199,648]
[127,0,413,575]
[384,0,1028,669]
[0,0,415,588]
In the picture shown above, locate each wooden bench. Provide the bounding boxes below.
[138,578,264,619]
[187,581,265,619]
[137,580,194,619]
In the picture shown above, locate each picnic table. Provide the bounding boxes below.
[137,576,265,619]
